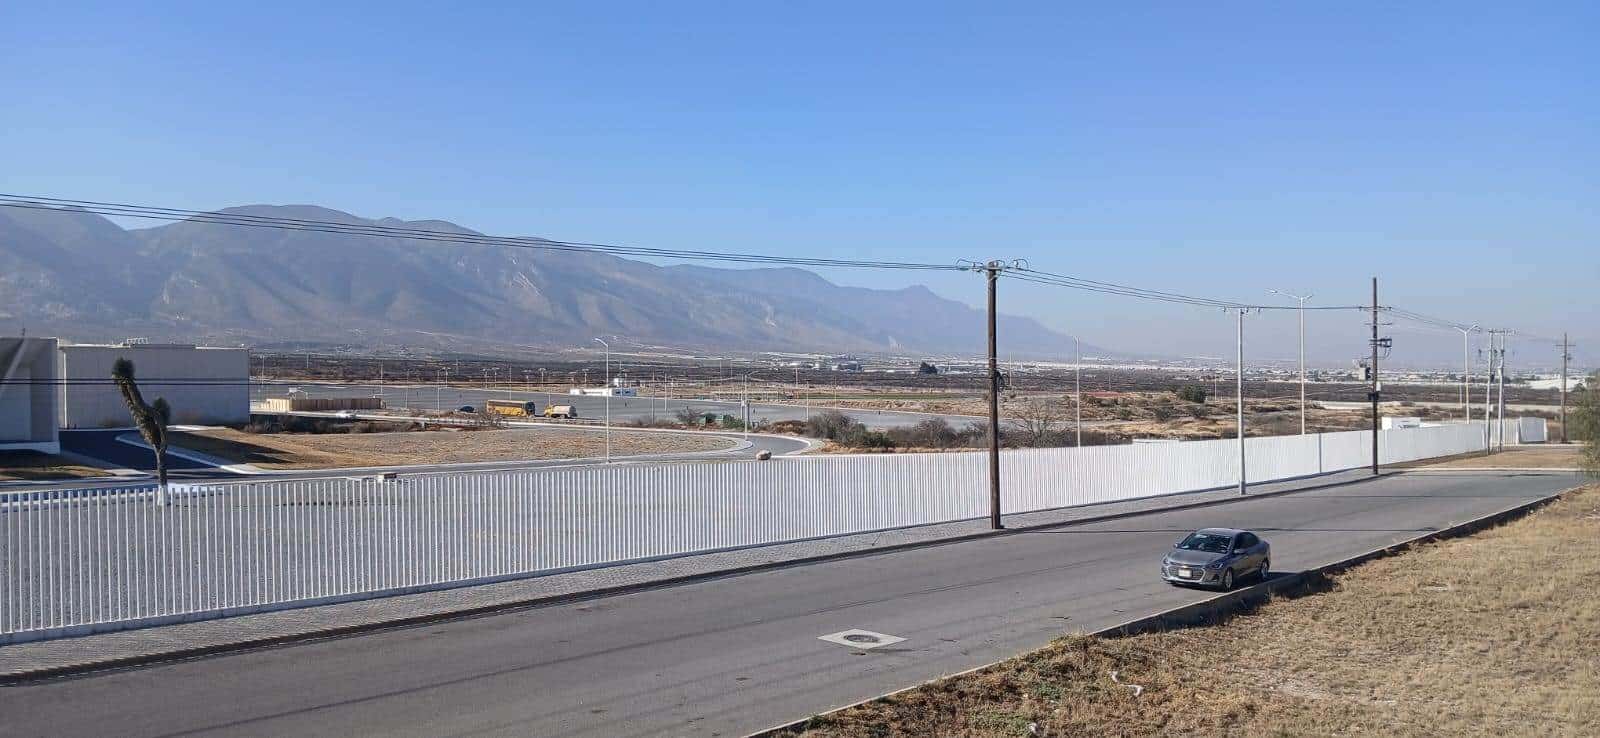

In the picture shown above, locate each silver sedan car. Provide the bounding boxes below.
[1161,527,1270,590]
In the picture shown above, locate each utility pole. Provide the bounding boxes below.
[1369,277,1380,475]
[594,338,611,462]
[1268,289,1312,433]
[1073,335,1082,447]
[1236,309,1247,495]
[1491,332,1504,448]
[1485,329,1508,451]
[985,261,1003,530]
[1481,336,1493,449]
[1561,333,1571,444]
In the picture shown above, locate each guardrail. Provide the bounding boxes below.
[0,422,1493,643]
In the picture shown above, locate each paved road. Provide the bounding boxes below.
[255,380,987,430]
[12,427,810,495]
[0,469,1575,737]
[58,430,211,472]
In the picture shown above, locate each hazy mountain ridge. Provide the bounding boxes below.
[0,204,1084,356]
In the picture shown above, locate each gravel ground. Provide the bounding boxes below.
[1408,444,1582,469]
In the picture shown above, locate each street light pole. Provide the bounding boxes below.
[594,338,610,462]
[1268,289,1312,434]
[1455,325,1479,422]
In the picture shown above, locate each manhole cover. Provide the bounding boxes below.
[818,629,906,650]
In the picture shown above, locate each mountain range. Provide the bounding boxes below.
[0,204,1085,357]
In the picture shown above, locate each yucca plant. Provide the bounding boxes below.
[111,358,173,502]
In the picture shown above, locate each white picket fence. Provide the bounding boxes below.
[0,423,1494,643]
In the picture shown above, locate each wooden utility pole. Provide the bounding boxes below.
[985,262,1003,529]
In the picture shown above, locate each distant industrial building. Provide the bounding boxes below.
[569,387,638,397]
[0,337,61,453]
[57,341,250,429]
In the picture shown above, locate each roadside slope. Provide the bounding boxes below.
[780,484,1600,737]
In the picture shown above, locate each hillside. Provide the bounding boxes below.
[0,204,1082,356]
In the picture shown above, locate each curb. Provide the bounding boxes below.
[747,481,1583,737]
[0,469,1399,684]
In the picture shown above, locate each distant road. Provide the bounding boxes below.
[0,470,1575,737]
[253,380,988,430]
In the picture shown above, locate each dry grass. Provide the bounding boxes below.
[782,484,1600,738]
[169,427,735,469]
[0,451,111,481]
[1411,444,1583,470]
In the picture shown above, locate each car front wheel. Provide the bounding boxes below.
[1220,569,1234,590]
[1258,559,1270,582]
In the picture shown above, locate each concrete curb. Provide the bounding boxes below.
[746,481,1583,737]
[0,469,1402,683]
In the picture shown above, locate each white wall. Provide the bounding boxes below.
[1,421,1494,642]
[58,344,249,429]
[0,337,60,451]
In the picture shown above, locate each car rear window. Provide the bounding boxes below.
[1176,532,1233,553]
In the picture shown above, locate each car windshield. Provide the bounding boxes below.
[1176,532,1233,553]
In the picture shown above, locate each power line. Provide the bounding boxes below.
[1002,268,1368,311]
[0,194,963,272]
[4,194,1567,345]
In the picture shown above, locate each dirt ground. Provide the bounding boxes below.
[0,451,111,481]
[169,427,736,469]
[1412,444,1584,469]
[781,484,1600,738]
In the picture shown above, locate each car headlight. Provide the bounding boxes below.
[1205,558,1228,569]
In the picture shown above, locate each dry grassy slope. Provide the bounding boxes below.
[783,484,1600,738]
[171,427,735,469]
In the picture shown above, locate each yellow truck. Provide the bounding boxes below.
[544,404,577,419]
[486,400,539,418]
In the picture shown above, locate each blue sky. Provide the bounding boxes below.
[2,2,1594,368]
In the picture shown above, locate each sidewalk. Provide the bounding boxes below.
[0,467,1423,680]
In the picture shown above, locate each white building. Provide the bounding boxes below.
[569,387,638,397]
[57,341,250,429]
[1526,376,1588,391]
[0,337,61,453]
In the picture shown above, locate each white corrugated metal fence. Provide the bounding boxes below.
[1,422,1494,643]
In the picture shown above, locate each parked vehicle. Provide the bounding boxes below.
[1161,528,1270,590]
[486,399,538,417]
[333,410,357,420]
[457,405,476,414]
[544,404,577,419]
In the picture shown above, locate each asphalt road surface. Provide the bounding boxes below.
[57,430,212,472]
[255,380,987,430]
[13,427,809,495]
[0,469,1577,737]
